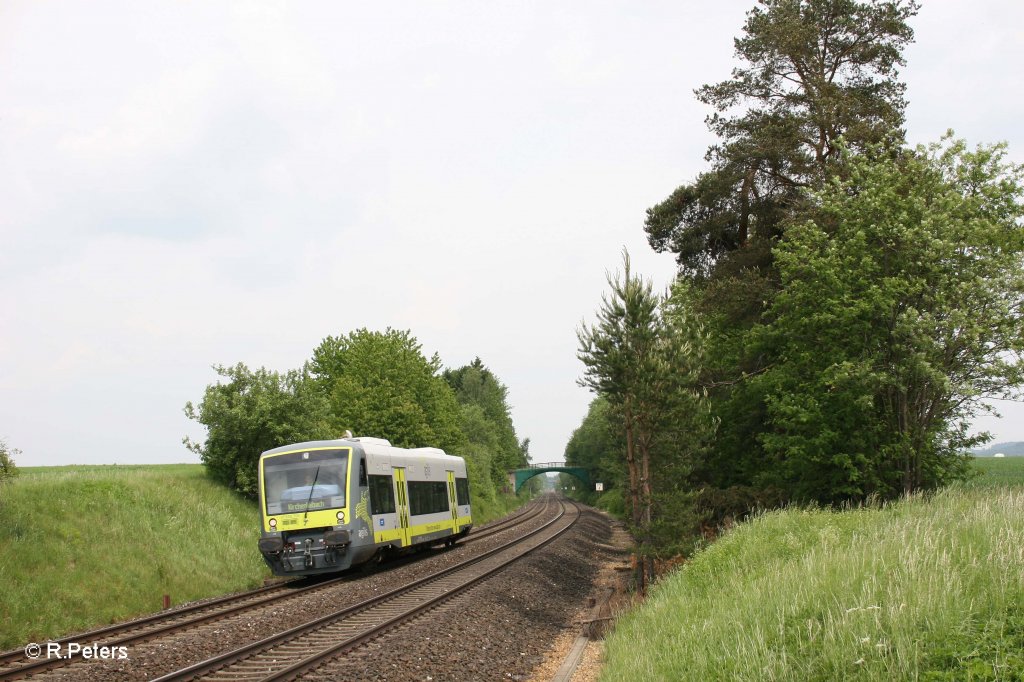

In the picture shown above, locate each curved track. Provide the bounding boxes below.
[0,497,552,681]
[155,497,579,682]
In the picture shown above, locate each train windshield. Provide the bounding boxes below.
[263,450,348,516]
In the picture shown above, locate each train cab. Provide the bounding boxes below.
[257,436,472,576]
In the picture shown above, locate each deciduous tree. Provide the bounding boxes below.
[184,364,333,497]
[444,358,527,487]
[753,137,1024,500]
[564,397,625,511]
[0,438,19,484]
[309,328,465,453]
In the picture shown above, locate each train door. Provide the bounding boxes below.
[392,467,411,547]
[446,470,458,533]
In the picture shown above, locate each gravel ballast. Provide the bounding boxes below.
[26,499,631,682]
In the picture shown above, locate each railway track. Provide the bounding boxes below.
[155,498,580,682]
[0,498,552,681]
[0,579,337,681]
[467,494,551,537]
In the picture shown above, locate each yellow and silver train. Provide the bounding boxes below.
[257,436,472,576]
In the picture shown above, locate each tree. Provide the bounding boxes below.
[457,404,501,501]
[578,251,713,586]
[0,438,19,484]
[309,328,465,453]
[444,358,527,489]
[185,329,535,510]
[578,251,660,551]
[646,0,919,279]
[641,0,921,506]
[184,363,333,497]
[752,137,1024,500]
[565,397,627,514]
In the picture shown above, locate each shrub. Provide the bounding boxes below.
[0,438,19,484]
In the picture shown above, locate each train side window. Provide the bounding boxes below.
[408,481,449,516]
[455,477,470,506]
[368,475,395,514]
[358,458,367,487]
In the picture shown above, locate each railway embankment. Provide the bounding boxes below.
[598,462,1024,681]
[8,460,1021,680]
[2,495,629,681]
[0,465,266,651]
[0,463,525,654]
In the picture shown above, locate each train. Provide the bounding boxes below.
[257,436,473,576]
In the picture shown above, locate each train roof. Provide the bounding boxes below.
[260,438,358,457]
[260,437,463,464]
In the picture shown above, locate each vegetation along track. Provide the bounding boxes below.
[154,497,579,682]
[0,498,552,681]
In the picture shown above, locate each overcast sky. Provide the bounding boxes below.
[2,1,1022,467]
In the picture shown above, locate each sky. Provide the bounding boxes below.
[2,1,1022,467]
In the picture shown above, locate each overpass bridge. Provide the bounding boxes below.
[508,461,591,493]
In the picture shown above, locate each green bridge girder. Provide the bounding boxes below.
[509,462,591,493]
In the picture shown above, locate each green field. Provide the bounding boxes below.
[600,458,1024,681]
[968,456,1024,487]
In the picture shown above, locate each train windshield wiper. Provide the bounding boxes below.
[303,465,321,522]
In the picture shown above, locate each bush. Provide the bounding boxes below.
[184,364,333,497]
[693,485,788,538]
[595,488,625,517]
[0,439,18,484]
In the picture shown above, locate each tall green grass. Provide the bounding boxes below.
[0,465,267,649]
[601,483,1024,680]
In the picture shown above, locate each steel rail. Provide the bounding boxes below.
[263,499,580,682]
[154,498,576,682]
[0,497,551,681]
[461,495,549,540]
[0,578,341,681]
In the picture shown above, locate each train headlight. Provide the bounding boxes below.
[269,518,277,529]
[336,511,345,523]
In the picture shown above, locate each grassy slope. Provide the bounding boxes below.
[600,459,1024,681]
[0,465,267,649]
[0,463,527,651]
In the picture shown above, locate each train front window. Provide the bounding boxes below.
[263,450,348,516]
